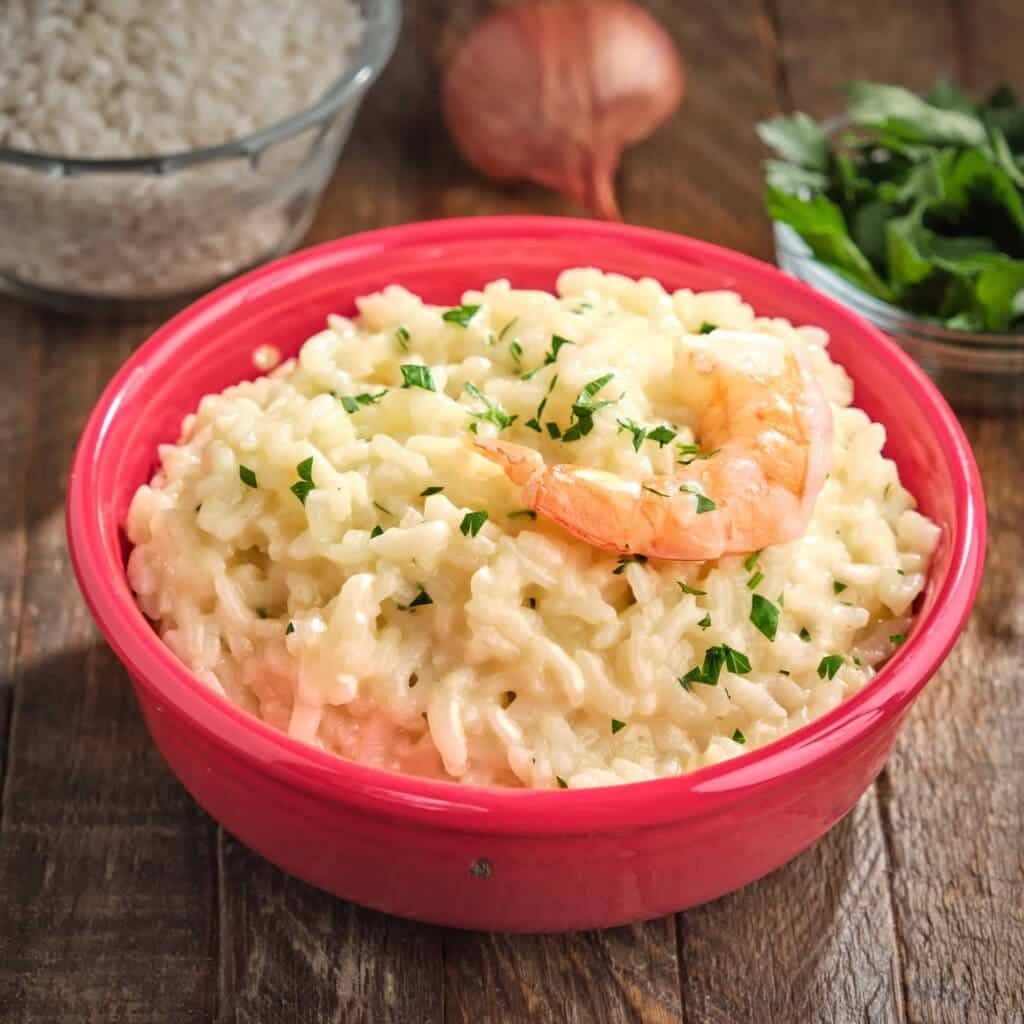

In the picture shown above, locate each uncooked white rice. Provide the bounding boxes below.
[0,0,366,297]
[126,270,940,789]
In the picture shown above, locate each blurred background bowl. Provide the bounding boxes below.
[0,0,400,316]
[774,220,1024,414]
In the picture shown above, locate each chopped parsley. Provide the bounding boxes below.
[750,594,779,640]
[616,418,676,451]
[441,303,480,327]
[648,425,678,447]
[395,325,410,350]
[680,644,751,687]
[896,568,906,576]
[890,633,907,646]
[373,501,392,518]
[460,510,488,537]
[611,719,627,735]
[732,728,746,744]
[698,321,717,334]
[400,364,436,391]
[833,580,848,594]
[546,421,562,439]
[398,587,434,611]
[556,776,569,789]
[420,485,444,497]
[698,613,712,630]
[370,525,384,538]
[522,334,574,380]
[613,554,648,575]
[290,457,316,505]
[499,318,519,342]
[747,571,765,590]
[643,485,671,497]
[817,654,844,679]
[562,373,616,441]
[509,340,524,366]
[677,443,720,466]
[780,669,791,676]
[678,581,707,596]
[239,465,258,488]
[799,626,812,642]
[679,483,716,514]
[508,509,537,520]
[743,550,762,572]
[285,621,295,635]
[525,373,559,433]
[336,389,388,413]
[464,382,517,430]
[573,301,593,313]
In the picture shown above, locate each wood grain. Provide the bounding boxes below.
[0,321,218,1023]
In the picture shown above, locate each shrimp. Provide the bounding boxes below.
[474,329,833,560]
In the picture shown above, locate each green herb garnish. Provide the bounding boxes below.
[743,550,762,572]
[611,719,626,735]
[239,465,258,489]
[817,654,844,679]
[698,613,712,630]
[833,581,848,594]
[420,486,444,497]
[890,633,907,646]
[395,326,411,350]
[464,382,517,430]
[643,485,671,497]
[678,581,707,597]
[522,334,574,380]
[508,509,537,520]
[750,594,780,640]
[400,364,436,391]
[556,776,569,788]
[680,483,716,514]
[698,321,718,334]
[681,644,751,687]
[442,303,480,327]
[370,525,384,538]
[747,571,765,590]
[460,510,488,537]
[285,621,295,635]
[561,373,617,442]
[612,554,648,575]
[290,457,315,505]
[799,626,812,642]
[732,728,746,744]
[398,587,433,611]
[760,81,1024,331]
[337,390,388,413]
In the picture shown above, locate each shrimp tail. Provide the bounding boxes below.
[472,438,545,487]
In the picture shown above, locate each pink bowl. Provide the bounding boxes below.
[67,217,985,932]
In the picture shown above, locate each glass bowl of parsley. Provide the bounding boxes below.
[762,80,1024,412]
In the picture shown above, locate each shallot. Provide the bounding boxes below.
[442,0,685,220]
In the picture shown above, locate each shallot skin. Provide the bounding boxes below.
[442,0,685,220]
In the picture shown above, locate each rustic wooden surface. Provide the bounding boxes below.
[1,2,1021,1021]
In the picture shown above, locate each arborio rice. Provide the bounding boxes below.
[0,0,366,297]
[126,270,940,789]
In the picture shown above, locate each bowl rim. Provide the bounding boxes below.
[0,0,401,174]
[66,216,987,837]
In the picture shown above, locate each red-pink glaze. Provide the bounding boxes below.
[67,218,985,931]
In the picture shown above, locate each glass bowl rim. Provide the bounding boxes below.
[0,0,401,176]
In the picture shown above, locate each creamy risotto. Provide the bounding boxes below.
[126,270,939,788]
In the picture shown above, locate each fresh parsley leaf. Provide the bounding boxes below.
[509,340,523,366]
[420,486,444,496]
[611,719,626,735]
[546,421,562,439]
[678,581,707,596]
[499,318,519,342]
[723,645,752,674]
[370,525,384,538]
[680,484,716,514]
[508,509,537,520]
[398,587,433,611]
[698,321,718,334]
[442,303,480,327]
[337,390,387,413]
[750,594,779,640]
[522,334,574,379]
[400,364,436,391]
[817,654,844,679]
[799,626,812,642]
[698,613,712,630]
[890,633,907,646]
[834,581,848,594]
[747,571,765,590]
[643,485,671,497]
[756,112,829,170]
[617,418,647,451]
[647,425,677,447]
[239,465,258,488]
[732,728,746,744]
[743,550,762,572]
[395,326,411,350]
[285,621,295,635]
[612,554,647,575]
[460,510,488,537]
[464,382,517,430]
[290,457,316,504]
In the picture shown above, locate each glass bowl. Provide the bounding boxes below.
[0,0,401,316]
[774,221,1024,413]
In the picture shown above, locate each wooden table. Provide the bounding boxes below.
[2,3,1021,1021]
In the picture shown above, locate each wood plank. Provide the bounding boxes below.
[0,302,40,800]
[877,415,1024,1024]
[954,0,1024,94]
[0,321,218,1023]
[679,793,904,1024]
[218,838,444,1024]
[444,917,682,1024]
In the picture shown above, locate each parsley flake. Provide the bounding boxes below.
[395,326,410,350]
[556,776,569,789]
[546,421,562,439]
[337,389,388,413]
[420,486,444,497]
[290,457,316,505]
[464,382,517,430]
[698,613,712,630]
[442,303,480,327]
[732,728,746,744]
[648,425,677,447]
[698,321,717,334]
[398,587,433,611]
[285,621,295,635]
[612,554,648,575]
[643,484,671,497]
[522,334,574,380]
[678,581,707,596]
[833,581,848,594]
[750,594,780,640]
[890,633,907,646]
[400,364,436,391]
[818,654,844,679]
[743,550,762,572]
[799,626,812,642]
[747,571,765,590]
[370,525,384,539]
[499,318,519,342]
[508,509,537,520]
[611,719,626,735]
[239,465,258,488]
[680,484,716,514]
[460,510,488,537]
